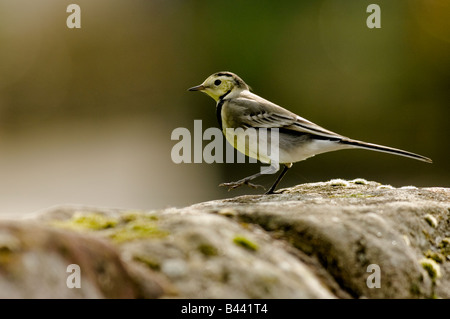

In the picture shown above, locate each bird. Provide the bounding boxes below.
[188,71,432,194]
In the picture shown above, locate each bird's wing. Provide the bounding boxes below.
[228,95,345,140]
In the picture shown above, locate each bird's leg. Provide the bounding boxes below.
[265,163,292,195]
[219,164,279,191]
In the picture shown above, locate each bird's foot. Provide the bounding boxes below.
[219,179,265,191]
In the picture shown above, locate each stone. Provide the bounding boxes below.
[0,221,162,298]
[1,179,449,298]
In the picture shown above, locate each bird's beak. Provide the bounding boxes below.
[188,84,205,92]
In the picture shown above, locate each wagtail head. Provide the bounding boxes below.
[188,71,249,102]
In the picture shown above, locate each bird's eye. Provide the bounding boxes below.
[214,80,222,86]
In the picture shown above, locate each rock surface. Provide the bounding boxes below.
[0,179,449,298]
[0,222,149,298]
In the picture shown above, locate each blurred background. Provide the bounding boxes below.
[0,0,448,217]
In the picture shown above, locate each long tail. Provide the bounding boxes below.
[340,139,432,163]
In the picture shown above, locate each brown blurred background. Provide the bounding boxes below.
[0,0,448,217]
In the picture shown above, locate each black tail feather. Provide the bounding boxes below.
[339,139,432,163]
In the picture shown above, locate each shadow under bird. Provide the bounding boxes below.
[188,71,432,194]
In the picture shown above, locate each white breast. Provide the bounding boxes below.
[224,128,353,165]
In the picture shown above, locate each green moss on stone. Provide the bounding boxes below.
[53,212,118,231]
[198,243,219,257]
[439,238,450,256]
[440,238,450,247]
[50,211,167,244]
[424,214,438,228]
[424,250,445,263]
[233,236,258,251]
[420,258,441,282]
[110,220,167,243]
[329,179,349,187]
[120,211,159,223]
[351,178,369,185]
[133,254,161,271]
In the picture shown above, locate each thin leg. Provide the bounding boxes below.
[219,164,279,191]
[265,163,292,195]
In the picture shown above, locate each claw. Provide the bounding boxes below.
[219,180,265,191]
[246,182,266,190]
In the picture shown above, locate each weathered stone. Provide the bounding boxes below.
[0,221,162,298]
[1,179,449,298]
